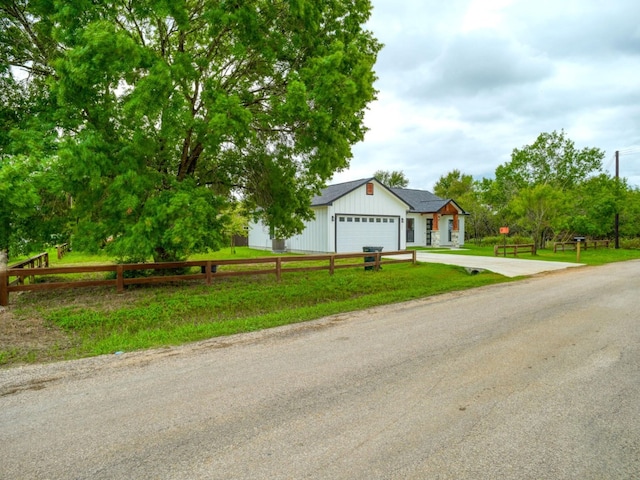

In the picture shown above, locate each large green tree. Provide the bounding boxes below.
[620,187,640,238]
[2,0,380,261]
[508,183,567,248]
[565,174,621,239]
[0,155,69,258]
[496,130,604,192]
[1,41,66,258]
[485,130,606,244]
[0,156,40,256]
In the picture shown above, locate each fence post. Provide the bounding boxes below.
[375,252,381,271]
[44,252,49,267]
[116,265,124,293]
[206,261,212,285]
[0,250,8,306]
[412,250,417,265]
[276,257,282,282]
[0,271,7,307]
[29,258,36,284]
[329,255,335,276]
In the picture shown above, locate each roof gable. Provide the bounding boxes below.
[312,178,410,207]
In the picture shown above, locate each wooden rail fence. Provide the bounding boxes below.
[0,250,417,306]
[494,244,536,257]
[57,243,70,259]
[553,239,610,253]
[4,252,50,291]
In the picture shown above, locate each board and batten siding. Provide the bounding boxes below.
[331,184,406,217]
[247,220,272,251]
[248,208,330,253]
[285,207,329,253]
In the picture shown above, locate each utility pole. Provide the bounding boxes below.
[615,150,620,249]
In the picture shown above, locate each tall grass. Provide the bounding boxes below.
[6,262,508,364]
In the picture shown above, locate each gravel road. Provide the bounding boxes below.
[1,261,639,479]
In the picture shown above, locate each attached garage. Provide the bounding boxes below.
[335,214,401,252]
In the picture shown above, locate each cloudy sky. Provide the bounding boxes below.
[330,0,640,190]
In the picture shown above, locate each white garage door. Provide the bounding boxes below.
[335,215,400,253]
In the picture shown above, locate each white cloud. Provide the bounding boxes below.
[411,31,554,98]
[334,0,640,189]
[460,0,513,33]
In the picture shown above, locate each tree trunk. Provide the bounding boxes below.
[153,247,175,264]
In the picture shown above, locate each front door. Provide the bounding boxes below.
[448,219,453,243]
[426,218,433,246]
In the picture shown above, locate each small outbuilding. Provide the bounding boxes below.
[248,178,466,253]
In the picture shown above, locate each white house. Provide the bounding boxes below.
[248,178,466,253]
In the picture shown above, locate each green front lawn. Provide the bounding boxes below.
[3,245,639,367]
[3,256,509,366]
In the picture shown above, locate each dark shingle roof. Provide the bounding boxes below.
[311,178,372,206]
[390,188,448,213]
[312,179,466,214]
[391,188,467,214]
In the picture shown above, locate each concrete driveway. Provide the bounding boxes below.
[407,251,584,277]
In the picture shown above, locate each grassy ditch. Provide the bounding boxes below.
[1,261,508,366]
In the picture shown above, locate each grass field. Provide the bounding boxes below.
[2,245,639,366]
[412,243,640,266]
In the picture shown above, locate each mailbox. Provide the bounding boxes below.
[574,236,585,242]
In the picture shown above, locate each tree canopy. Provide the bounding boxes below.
[373,169,409,188]
[492,129,604,206]
[433,169,473,200]
[1,0,381,261]
[0,155,69,257]
[435,132,640,247]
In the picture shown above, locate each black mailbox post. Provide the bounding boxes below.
[363,246,383,271]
